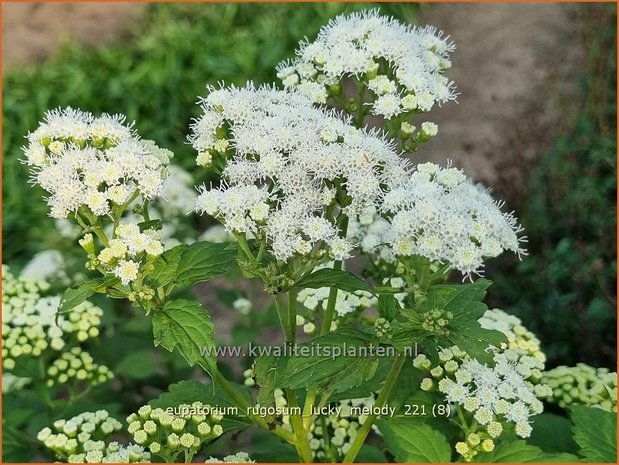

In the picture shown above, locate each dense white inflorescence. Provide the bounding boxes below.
[360,162,526,276]
[277,9,456,118]
[415,346,543,461]
[24,107,172,219]
[190,84,409,262]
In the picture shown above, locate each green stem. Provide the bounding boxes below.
[342,354,406,463]
[275,293,294,344]
[286,388,313,463]
[211,370,294,443]
[287,288,298,344]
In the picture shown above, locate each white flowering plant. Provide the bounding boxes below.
[8,9,616,464]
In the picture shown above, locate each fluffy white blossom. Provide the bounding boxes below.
[277,9,456,118]
[416,346,542,461]
[24,107,172,219]
[379,162,526,277]
[205,452,254,463]
[191,84,408,262]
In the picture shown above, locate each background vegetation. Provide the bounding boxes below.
[2,2,616,461]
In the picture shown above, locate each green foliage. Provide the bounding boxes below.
[152,299,216,372]
[473,441,578,463]
[489,4,617,368]
[570,405,617,462]
[526,413,578,454]
[377,418,452,462]
[149,241,237,289]
[295,268,371,293]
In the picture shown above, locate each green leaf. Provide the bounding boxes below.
[448,325,507,363]
[473,440,579,463]
[58,281,95,314]
[377,418,452,462]
[378,294,398,321]
[149,245,185,287]
[445,279,491,322]
[138,219,162,232]
[528,413,578,454]
[152,299,216,373]
[355,444,388,462]
[150,380,251,431]
[571,405,617,462]
[174,241,237,288]
[295,268,371,293]
[254,356,280,407]
[276,333,379,393]
[149,241,237,289]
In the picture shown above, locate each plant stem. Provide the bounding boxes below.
[342,354,406,463]
[211,369,294,443]
[287,388,314,463]
[287,288,298,344]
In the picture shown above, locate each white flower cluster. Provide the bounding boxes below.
[480,309,547,376]
[126,403,223,461]
[205,452,254,463]
[277,9,455,118]
[376,163,525,276]
[38,410,150,463]
[191,84,408,261]
[2,265,104,370]
[47,347,113,387]
[24,107,172,219]
[415,347,543,461]
[540,364,617,413]
[91,222,164,285]
[20,250,69,285]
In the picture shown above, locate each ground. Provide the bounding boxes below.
[2,2,583,192]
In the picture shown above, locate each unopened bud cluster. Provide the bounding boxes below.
[205,452,254,463]
[540,364,617,412]
[126,403,223,462]
[47,347,113,387]
[37,410,150,463]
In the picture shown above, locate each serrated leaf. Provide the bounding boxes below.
[174,241,237,288]
[149,241,237,289]
[152,299,216,373]
[448,325,507,363]
[149,245,185,287]
[473,440,579,463]
[528,413,578,454]
[378,294,398,321]
[377,418,452,462]
[150,380,251,431]
[571,405,617,462]
[58,281,95,314]
[295,268,371,293]
[276,333,379,393]
[445,279,491,322]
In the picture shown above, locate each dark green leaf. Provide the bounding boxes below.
[528,413,578,454]
[295,268,371,293]
[473,440,579,463]
[58,281,96,314]
[149,245,186,287]
[174,241,237,288]
[152,299,216,372]
[448,326,507,363]
[114,350,158,380]
[254,356,280,407]
[377,418,452,462]
[571,405,617,462]
[378,294,399,321]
